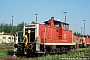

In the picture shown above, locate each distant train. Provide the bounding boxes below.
[14,17,90,55]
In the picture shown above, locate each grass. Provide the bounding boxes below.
[0,50,8,58]
[0,43,90,60]
[0,43,14,59]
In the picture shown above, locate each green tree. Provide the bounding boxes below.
[0,21,25,36]
[0,23,12,33]
[73,31,83,37]
[16,21,24,31]
[73,31,77,36]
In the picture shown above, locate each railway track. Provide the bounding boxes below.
[75,48,88,52]
[12,48,89,59]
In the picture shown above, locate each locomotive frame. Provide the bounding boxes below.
[14,17,89,56]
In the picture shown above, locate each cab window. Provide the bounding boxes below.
[8,37,11,39]
[55,23,60,27]
[63,23,69,30]
[3,37,6,39]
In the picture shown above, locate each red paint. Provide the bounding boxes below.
[37,17,90,45]
[39,17,73,44]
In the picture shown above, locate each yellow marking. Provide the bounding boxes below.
[24,35,28,46]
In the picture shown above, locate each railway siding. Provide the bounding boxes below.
[0,43,90,60]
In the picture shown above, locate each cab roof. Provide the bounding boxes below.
[44,20,69,25]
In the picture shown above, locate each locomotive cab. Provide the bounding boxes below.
[14,22,41,55]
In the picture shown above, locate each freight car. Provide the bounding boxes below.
[14,17,90,55]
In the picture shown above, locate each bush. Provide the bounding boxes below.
[84,46,90,57]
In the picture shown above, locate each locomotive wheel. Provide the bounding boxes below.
[17,44,24,55]
[61,47,65,51]
[45,51,49,56]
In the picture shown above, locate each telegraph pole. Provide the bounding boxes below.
[11,16,14,41]
[81,28,83,42]
[63,12,67,23]
[81,28,83,36]
[34,13,38,23]
[82,20,86,36]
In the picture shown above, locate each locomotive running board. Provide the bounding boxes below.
[35,51,45,53]
[41,43,76,45]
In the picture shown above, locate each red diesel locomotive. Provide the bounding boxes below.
[14,17,90,55]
